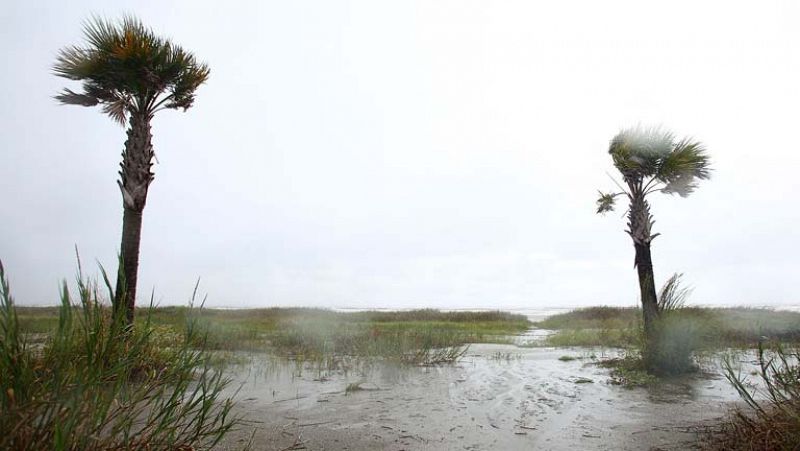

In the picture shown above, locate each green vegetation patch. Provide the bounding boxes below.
[599,356,660,388]
[17,307,530,365]
[535,306,641,331]
[535,306,800,349]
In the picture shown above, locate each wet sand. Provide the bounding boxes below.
[218,344,751,451]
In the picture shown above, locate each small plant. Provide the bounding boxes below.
[713,342,800,450]
[600,355,659,388]
[558,355,577,362]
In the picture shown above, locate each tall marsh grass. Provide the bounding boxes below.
[268,321,470,365]
[0,261,239,450]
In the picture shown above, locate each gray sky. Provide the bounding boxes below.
[2,1,798,309]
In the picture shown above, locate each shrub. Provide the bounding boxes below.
[713,343,800,450]
[643,312,704,375]
[643,273,704,375]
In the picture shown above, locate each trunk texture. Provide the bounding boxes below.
[115,208,143,325]
[113,112,154,326]
[634,242,659,337]
[627,191,660,338]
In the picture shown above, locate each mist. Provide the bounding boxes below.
[2,0,799,309]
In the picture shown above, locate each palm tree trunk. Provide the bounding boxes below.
[627,191,660,338]
[634,242,659,337]
[113,112,154,327]
[115,207,143,325]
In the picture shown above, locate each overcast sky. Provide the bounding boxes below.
[2,1,798,309]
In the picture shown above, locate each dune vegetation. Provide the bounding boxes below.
[0,263,238,450]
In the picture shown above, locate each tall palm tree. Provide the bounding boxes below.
[596,127,710,337]
[53,16,210,326]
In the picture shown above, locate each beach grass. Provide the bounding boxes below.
[0,265,239,451]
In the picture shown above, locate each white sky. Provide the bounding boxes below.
[2,1,799,309]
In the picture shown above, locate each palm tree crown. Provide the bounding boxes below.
[53,16,210,124]
[597,127,711,215]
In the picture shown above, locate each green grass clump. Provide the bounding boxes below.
[0,262,238,450]
[599,355,659,387]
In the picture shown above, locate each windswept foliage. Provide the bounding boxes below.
[657,273,692,312]
[53,16,210,124]
[598,127,711,213]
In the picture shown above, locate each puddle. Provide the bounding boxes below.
[513,327,556,346]
[218,345,759,450]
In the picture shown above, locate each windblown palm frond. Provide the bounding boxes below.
[657,273,692,312]
[657,139,711,196]
[596,191,619,214]
[53,15,210,124]
[609,127,676,181]
[605,126,711,196]
[54,88,100,107]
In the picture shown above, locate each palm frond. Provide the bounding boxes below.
[596,191,619,214]
[169,68,211,106]
[101,100,129,125]
[657,273,692,312]
[54,15,209,122]
[609,126,676,180]
[54,88,99,106]
[658,139,712,197]
[53,46,94,80]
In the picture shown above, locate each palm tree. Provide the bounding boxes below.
[596,127,710,337]
[53,16,210,326]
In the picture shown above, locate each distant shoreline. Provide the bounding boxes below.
[15,303,800,324]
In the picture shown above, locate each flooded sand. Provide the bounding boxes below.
[219,344,749,451]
